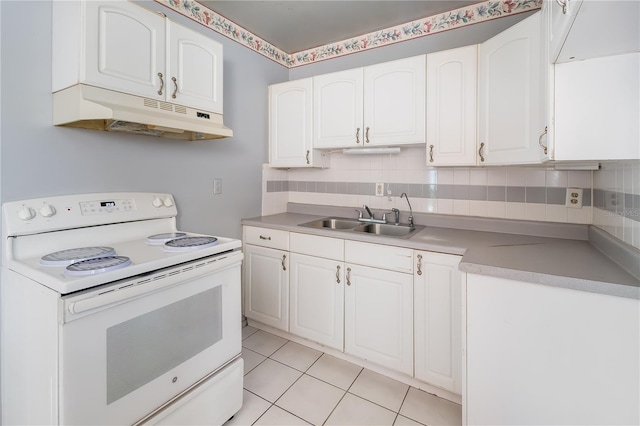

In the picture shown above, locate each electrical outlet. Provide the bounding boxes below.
[565,187,582,208]
[375,182,384,197]
[213,178,222,195]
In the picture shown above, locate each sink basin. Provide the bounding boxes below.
[299,217,362,230]
[353,223,424,238]
[299,217,424,239]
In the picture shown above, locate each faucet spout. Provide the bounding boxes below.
[400,193,414,227]
[363,204,374,219]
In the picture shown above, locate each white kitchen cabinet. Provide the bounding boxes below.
[269,79,321,168]
[289,233,344,350]
[243,227,290,331]
[478,12,548,165]
[547,0,583,63]
[53,1,224,113]
[466,273,640,425]
[344,241,413,375]
[426,45,478,166]
[554,53,640,161]
[167,21,224,112]
[553,0,639,64]
[313,69,364,148]
[313,56,426,148]
[414,251,464,394]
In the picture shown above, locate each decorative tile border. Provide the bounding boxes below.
[154,0,542,68]
[267,180,592,207]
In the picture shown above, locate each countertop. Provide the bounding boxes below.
[242,206,640,300]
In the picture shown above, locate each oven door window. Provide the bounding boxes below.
[106,287,222,404]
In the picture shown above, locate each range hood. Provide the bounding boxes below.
[53,85,233,141]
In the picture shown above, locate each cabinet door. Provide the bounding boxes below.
[478,12,547,164]
[83,1,165,99]
[554,53,640,161]
[426,46,478,166]
[269,79,315,167]
[168,21,223,113]
[344,264,413,375]
[548,0,583,62]
[414,252,463,394]
[244,245,289,331]
[364,56,426,146]
[289,254,344,350]
[313,69,364,148]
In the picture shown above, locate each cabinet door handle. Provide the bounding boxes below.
[429,145,434,163]
[365,127,370,143]
[157,72,164,95]
[555,0,567,14]
[306,150,310,164]
[416,254,423,276]
[171,76,178,99]
[336,265,341,284]
[539,126,548,155]
[259,235,271,240]
[478,142,485,163]
[282,255,287,271]
[346,267,351,286]
[356,128,361,144]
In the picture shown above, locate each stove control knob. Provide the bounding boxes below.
[152,197,163,208]
[18,206,36,221]
[163,197,174,207]
[39,203,56,218]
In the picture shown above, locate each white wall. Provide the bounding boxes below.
[0,0,289,239]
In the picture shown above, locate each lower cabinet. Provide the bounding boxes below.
[344,263,414,375]
[414,251,464,394]
[289,253,344,351]
[242,226,463,395]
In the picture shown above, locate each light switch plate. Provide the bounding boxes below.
[213,178,222,195]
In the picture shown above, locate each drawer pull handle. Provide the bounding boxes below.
[336,265,341,284]
[157,72,164,95]
[478,142,485,163]
[346,267,351,286]
[539,126,548,155]
[365,127,370,143]
[306,150,310,164]
[171,76,178,99]
[282,255,287,271]
[416,254,423,276]
[429,145,434,163]
[356,127,361,144]
[259,235,271,240]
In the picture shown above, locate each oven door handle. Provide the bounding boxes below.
[68,282,163,314]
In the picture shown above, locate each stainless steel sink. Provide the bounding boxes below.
[299,217,424,239]
[299,217,362,230]
[353,223,424,238]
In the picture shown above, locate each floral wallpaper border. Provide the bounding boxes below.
[154,0,542,68]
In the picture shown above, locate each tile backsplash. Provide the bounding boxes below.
[593,161,640,250]
[262,146,595,226]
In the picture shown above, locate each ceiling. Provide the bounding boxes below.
[197,1,480,53]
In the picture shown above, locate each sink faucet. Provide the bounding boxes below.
[357,205,386,224]
[400,193,414,227]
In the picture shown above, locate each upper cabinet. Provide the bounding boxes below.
[426,45,478,166]
[478,12,548,165]
[53,1,224,114]
[269,79,323,168]
[551,0,639,63]
[313,56,426,149]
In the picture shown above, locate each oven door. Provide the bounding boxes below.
[59,251,242,425]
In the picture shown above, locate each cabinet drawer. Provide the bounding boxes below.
[244,226,289,250]
[345,240,413,273]
[290,233,344,261]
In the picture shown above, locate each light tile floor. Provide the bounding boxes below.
[226,326,462,426]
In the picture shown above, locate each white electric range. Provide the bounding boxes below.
[1,192,244,425]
